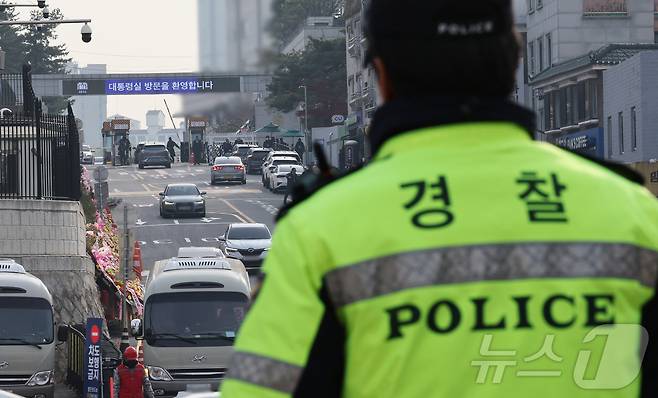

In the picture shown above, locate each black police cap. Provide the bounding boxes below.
[364,0,515,65]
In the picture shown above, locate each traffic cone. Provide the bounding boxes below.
[132,241,143,280]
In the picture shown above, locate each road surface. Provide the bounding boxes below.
[102,162,283,272]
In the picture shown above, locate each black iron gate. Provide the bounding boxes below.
[0,66,80,200]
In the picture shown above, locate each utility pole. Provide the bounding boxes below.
[299,85,309,165]
[120,204,130,352]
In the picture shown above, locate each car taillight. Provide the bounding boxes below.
[212,165,223,171]
[235,166,244,171]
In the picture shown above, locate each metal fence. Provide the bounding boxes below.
[0,65,81,200]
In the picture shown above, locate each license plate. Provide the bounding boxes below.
[178,206,191,211]
[185,384,211,393]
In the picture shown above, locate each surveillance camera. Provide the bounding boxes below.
[81,23,92,43]
[37,0,45,8]
[42,6,49,18]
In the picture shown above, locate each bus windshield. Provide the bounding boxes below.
[0,297,54,345]
[145,291,248,347]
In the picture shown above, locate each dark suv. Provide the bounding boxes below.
[138,144,171,169]
[245,148,271,174]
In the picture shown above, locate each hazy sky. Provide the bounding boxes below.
[18,0,199,126]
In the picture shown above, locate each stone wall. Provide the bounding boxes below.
[0,199,104,383]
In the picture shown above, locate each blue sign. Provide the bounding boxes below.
[62,76,241,96]
[105,78,215,95]
[83,318,104,398]
[551,127,604,159]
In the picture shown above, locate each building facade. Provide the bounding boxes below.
[603,50,658,163]
[197,0,273,72]
[525,0,656,156]
[68,63,107,149]
[342,0,378,166]
[282,17,345,54]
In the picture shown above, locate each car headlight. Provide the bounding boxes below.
[225,248,238,252]
[27,370,53,386]
[147,366,173,382]
[164,201,174,205]
[194,200,204,204]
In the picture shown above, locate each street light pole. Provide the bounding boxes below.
[299,85,309,164]
[0,18,91,25]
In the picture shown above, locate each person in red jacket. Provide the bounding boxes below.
[113,346,154,398]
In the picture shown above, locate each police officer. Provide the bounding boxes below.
[166,137,179,163]
[223,0,658,397]
[283,167,298,205]
[113,347,154,398]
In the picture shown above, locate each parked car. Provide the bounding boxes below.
[245,148,272,174]
[232,144,258,163]
[80,145,94,165]
[262,157,303,188]
[139,144,171,169]
[219,223,272,270]
[159,183,206,218]
[262,151,301,165]
[210,156,246,185]
[269,164,304,193]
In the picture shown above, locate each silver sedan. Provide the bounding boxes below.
[210,157,246,185]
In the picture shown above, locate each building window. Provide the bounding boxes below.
[546,33,552,68]
[537,0,543,9]
[528,0,535,13]
[607,116,613,158]
[538,38,544,71]
[618,112,624,154]
[529,41,535,76]
[631,106,637,151]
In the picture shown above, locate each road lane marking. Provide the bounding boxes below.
[184,238,191,243]
[131,175,139,181]
[221,199,254,223]
[136,219,147,226]
[113,188,119,193]
[141,184,150,191]
[173,219,179,225]
[133,222,230,228]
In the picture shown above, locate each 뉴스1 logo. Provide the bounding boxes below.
[0,361,9,369]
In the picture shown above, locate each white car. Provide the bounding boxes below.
[261,151,302,182]
[261,157,302,188]
[269,164,304,193]
[219,223,272,271]
[80,145,94,165]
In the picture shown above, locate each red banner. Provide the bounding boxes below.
[584,0,627,13]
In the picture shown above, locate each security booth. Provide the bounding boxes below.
[101,121,112,163]
[187,117,208,164]
[109,119,131,166]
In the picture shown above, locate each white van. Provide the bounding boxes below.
[133,255,250,397]
[0,259,56,398]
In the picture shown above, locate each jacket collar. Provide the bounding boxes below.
[369,96,536,155]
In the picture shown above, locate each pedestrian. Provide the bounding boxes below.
[192,137,202,165]
[294,138,305,162]
[166,137,179,163]
[222,0,658,397]
[263,136,272,149]
[113,347,154,398]
[221,139,233,156]
[282,167,298,205]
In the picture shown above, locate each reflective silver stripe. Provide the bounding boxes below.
[228,352,303,394]
[326,243,658,307]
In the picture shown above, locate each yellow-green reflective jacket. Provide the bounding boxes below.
[222,119,658,397]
